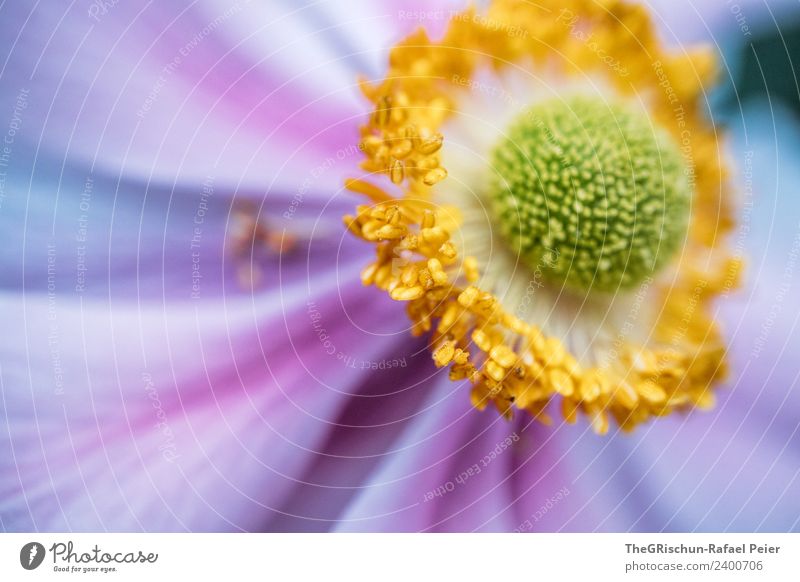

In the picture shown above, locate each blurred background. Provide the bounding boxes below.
[0,0,799,532]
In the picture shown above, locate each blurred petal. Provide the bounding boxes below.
[0,275,422,530]
[331,377,523,532]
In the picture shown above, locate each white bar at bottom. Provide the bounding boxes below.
[1,533,798,581]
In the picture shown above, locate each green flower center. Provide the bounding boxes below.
[488,96,690,293]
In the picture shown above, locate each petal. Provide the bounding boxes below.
[0,0,465,198]
[0,276,418,530]
[330,376,526,532]
[0,2,355,194]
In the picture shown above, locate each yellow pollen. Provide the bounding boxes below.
[344,0,739,434]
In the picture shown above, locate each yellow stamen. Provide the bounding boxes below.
[344,0,739,434]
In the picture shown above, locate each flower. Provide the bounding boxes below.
[1,0,799,534]
[346,0,741,434]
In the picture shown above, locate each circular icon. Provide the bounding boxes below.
[20,542,46,570]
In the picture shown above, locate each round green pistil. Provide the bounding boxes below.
[488,96,690,292]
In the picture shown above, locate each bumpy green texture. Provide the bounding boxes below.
[489,96,690,292]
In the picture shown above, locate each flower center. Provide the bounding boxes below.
[488,96,690,292]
